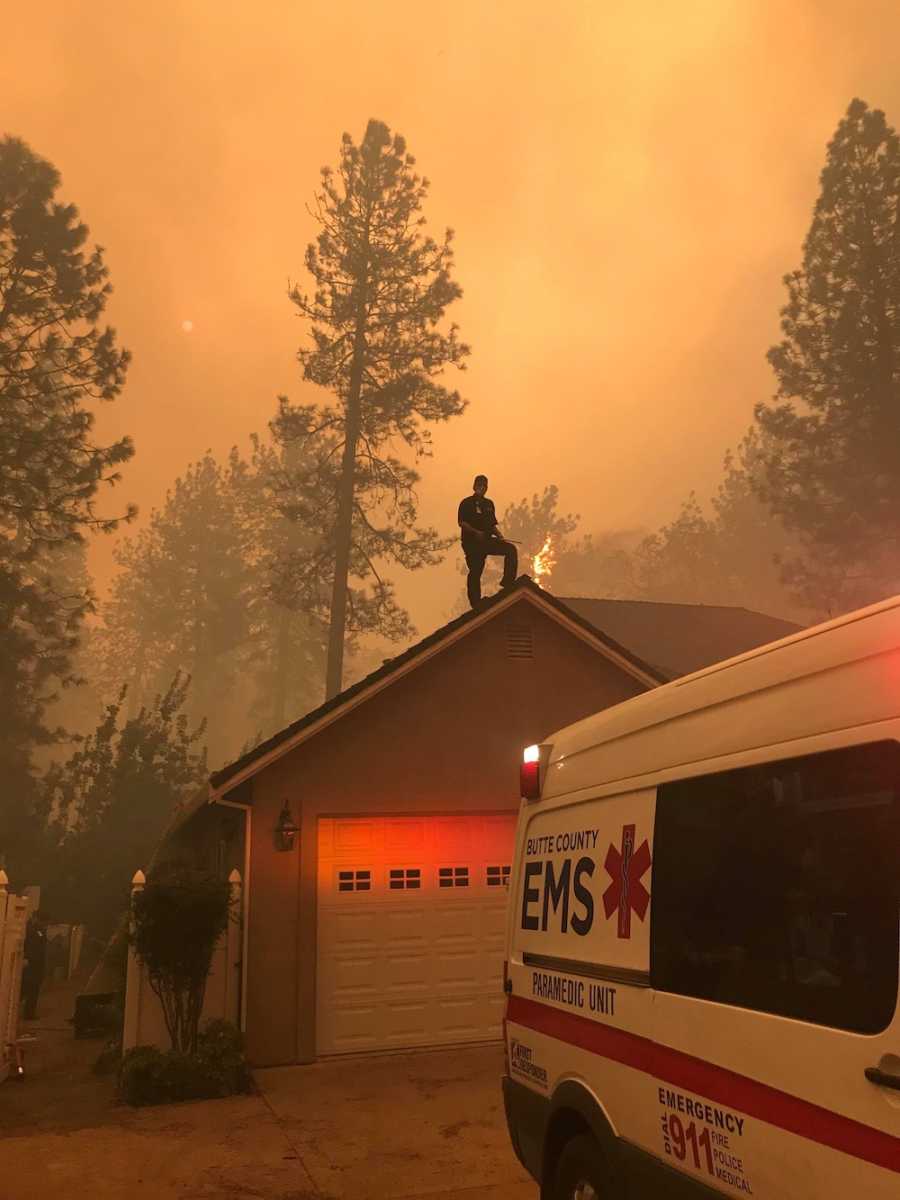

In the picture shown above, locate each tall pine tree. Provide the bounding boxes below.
[0,135,132,872]
[0,136,133,552]
[754,99,900,612]
[284,119,470,698]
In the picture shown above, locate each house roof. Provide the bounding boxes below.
[558,596,801,678]
[208,577,666,793]
[208,577,801,796]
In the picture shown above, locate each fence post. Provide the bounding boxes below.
[0,871,27,1084]
[224,870,242,1027]
[121,870,146,1054]
[0,872,9,1084]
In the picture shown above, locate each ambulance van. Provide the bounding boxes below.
[502,594,900,1199]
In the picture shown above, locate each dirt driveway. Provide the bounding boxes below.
[2,981,536,1200]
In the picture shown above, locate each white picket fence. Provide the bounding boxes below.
[123,869,243,1053]
[0,871,29,1083]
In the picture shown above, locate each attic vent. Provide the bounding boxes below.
[506,625,534,659]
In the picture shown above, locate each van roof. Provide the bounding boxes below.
[545,591,900,775]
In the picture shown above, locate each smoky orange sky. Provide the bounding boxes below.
[5,2,900,634]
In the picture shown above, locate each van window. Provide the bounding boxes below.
[651,740,900,1034]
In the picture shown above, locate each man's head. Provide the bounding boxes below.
[473,474,488,497]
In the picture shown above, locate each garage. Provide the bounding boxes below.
[194,578,796,1065]
[316,814,516,1055]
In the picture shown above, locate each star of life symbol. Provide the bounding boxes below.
[602,823,652,939]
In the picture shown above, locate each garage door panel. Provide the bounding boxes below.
[433,949,479,981]
[384,819,427,853]
[381,906,431,941]
[332,819,378,853]
[326,1006,385,1052]
[431,817,476,857]
[328,957,378,990]
[383,1002,431,1039]
[327,908,378,940]
[431,908,481,939]
[382,954,433,990]
[434,996,494,1037]
[317,814,516,1056]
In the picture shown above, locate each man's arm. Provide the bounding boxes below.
[487,501,502,540]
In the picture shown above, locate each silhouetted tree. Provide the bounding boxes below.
[228,436,328,735]
[0,136,132,871]
[39,675,207,938]
[0,135,133,552]
[753,99,900,613]
[551,529,640,600]
[283,118,470,698]
[630,495,720,604]
[96,455,251,762]
[501,485,581,583]
[622,433,807,620]
[97,442,330,758]
[510,449,806,621]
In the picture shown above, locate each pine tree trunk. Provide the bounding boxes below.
[325,316,367,700]
[324,179,375,702]
[273,606,291,729]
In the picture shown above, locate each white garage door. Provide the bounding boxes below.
[316,813,517,1056]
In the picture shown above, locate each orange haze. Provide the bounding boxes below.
[5,1,900,631]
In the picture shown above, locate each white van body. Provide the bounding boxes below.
[502,595,900,1199]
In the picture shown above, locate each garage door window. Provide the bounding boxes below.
[651,740,900,1034]
[439,866,469,888]
[389,868,421,890]
[337,869,372,893]
[486,865,511,887]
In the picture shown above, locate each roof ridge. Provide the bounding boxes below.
[558,594,792,618]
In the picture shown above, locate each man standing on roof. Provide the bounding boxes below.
[458,475,518,609]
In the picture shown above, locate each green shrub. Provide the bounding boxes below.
[195,1019,253,1096]
[92,1036,123,1076]
[118,1020,251,1106]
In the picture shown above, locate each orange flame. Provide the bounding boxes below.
[532,535,555,585]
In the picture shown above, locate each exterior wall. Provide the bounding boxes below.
[162,799,246,879]
[236,596,649,1065]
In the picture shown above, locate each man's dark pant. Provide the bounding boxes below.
[464,539,518,608]
[21,965,43,1020]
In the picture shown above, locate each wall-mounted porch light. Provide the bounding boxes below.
[274,803,299,852]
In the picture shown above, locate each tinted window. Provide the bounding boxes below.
[651,741,900,1033]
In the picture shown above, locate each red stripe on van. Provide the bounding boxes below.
[507,994,900,1175]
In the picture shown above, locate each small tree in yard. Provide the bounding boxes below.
[40,673,207,938]
[131,867,232,1055]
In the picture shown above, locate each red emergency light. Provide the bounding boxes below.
[520,744,542,800]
